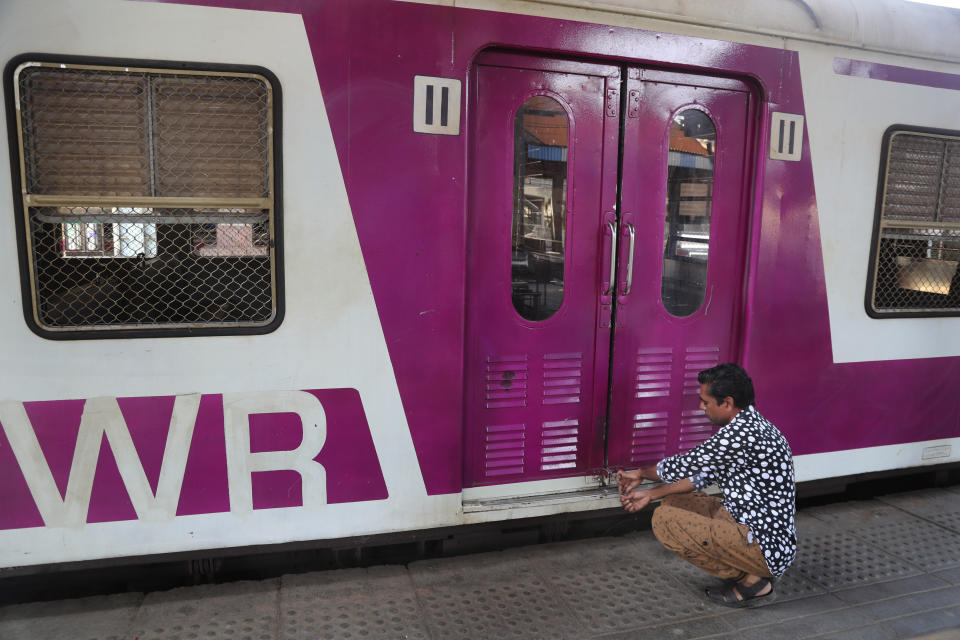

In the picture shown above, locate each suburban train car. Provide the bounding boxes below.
[1,0,959,572]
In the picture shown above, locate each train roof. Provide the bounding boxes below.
[524,0,960,62]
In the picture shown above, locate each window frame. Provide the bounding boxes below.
[3,53,284,339]
[660,105,717,318]
[510,92,571,323]
[865,125,960,319]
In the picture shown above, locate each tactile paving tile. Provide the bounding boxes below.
[410,550,588,640]
[682,560,826,603]
[927,510,960,534]
[636,528,826,604]
[526,537,717,633]
[851,518,960,572]
[876,488,957,512]
[280,566,429,640]
[767,570,829,601]
[628,532,716,587]
[416,576,577,639]
[620,510,827,604]
[793,532,922,590]
[802,500,914,532]
[0,593,141,640]
[129,579,279,640]
[877,489,960,535]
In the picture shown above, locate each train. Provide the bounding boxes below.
[0,0,959,572]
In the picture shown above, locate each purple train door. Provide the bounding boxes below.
[606,70,755,471]
[464,53,620,486]
[465,56,755,488]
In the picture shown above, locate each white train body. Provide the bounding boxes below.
[0,0,958,570]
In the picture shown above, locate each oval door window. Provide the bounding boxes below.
[661,109,716,317]
[511,96,568,321]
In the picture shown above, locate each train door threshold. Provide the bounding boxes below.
[462,484,622,516]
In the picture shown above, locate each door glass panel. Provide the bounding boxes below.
[661,109,715,317]
[512,96,567,321]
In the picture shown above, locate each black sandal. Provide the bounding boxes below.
[705,577,775,608]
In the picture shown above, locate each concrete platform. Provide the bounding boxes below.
[3,483,960,639]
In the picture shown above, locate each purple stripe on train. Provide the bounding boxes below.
[834,57,960,91]
[0,389,387,531]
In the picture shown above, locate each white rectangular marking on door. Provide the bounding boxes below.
[413,76,461,135]
[770,112,804,161]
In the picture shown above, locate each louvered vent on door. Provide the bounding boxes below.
[540,418,579,471]
[485,355,528,409]
[635,347,672,398]
[542,353,582,405]
[484,423,525,477]
[683,346,719,395]
[679,410,714,452]
[630,411,668,465]
[680,346,721,452]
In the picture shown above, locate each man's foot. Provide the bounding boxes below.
[705,576,775,608]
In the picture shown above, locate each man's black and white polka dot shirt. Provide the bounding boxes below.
[656,405,797,577]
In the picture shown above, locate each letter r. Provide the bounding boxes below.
[222,391,327,514]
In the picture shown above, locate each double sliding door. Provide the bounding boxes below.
[465,53,755,487]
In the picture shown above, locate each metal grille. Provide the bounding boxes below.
[13,62,276,332]
[30,207,272,327]
[873,229,960,311]
[871,131,960,314]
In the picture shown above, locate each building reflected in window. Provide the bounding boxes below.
[511,96,568,321]
[661,109,715,317]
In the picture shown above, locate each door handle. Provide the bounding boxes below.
[605,221,617,296]
[623,222,636,296]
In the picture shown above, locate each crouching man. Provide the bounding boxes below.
[618,363,796,607]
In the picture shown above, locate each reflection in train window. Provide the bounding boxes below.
[511,96,567,321]
[868,129,960,317]
[661,109,715,317]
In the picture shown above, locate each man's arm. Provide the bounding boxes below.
[620,477,695,513]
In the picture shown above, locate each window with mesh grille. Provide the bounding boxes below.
[867,128,960,317]
[9,60,280,335]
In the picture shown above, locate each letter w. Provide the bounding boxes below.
[0,395,201,528]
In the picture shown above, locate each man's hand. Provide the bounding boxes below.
[618,475,694,513]
[620,489,653,513]
[616,469,642,496]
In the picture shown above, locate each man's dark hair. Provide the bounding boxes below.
[698,363,755,408]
